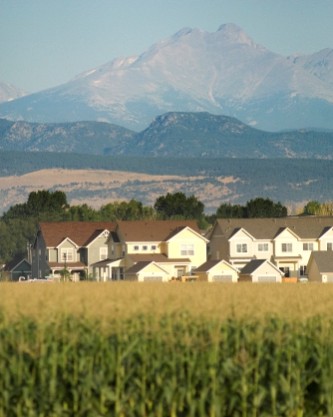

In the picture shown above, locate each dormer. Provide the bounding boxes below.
[273,227,300,257]
[228,228,255,258]
[318,226,333,251]
[56,237,79,263]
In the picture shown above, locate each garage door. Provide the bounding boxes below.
[257,276,276,283]
[327,275,333,283]
[212,275,233,283]
[143,276,163,282]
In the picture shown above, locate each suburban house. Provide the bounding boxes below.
[32,222,117,281]
[194,259,239,282]
[208,217,333,279]
[3,257,31,281]
[239,259,284,283]
[307,251,333,283]
[92,220,208,282]
[31,220,207,282]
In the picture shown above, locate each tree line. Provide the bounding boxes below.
[0,189,325,265]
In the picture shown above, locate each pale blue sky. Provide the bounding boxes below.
[1,0,332,92]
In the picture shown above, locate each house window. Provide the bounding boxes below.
[281,243,292,253]
[61,248,74,262]
[258,243,269,252]
[151,245,157,250]
[100,247,108,260]
[303,243,314,251]
[279,267,290,277]
[142,245,148,251]
[236,243,247,253]
[328,243,333,251]
[180,244,195,256]
[300,265,307,276]
[133,245,139,251]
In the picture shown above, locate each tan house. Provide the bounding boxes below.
[92,220,208,282]
[195,260,239,282]
[208,217,333,279]
[32,222,117,281]
[239,259,284,283]
[125,261,170,282]
[307,251,333,283]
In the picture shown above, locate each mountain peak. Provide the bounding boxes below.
[217,23,255,46]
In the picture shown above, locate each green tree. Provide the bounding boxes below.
[216,203,246,218]
[302,201,321,216]
[245,198,287,218]
[154,192,204,220]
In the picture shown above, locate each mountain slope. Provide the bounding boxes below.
[1,112,333,158]
[0,82,26,103]
[1,24,333,131]
[0,119,135,154]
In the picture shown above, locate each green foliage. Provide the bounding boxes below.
[216,198,288,218]
[246,197,288,218]
[1,314,333,416]
[216,203,246,218]
[154,192,204,220]
[3,190,68,221]
[303,200,322,215]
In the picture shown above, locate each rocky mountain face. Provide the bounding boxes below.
[0,119,134,154]
[0,82,26,103]
[1,112,333,158]
[1,24,333,131]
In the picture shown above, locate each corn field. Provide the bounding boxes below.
[1,282,333,416]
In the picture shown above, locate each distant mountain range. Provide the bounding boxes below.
[1,112,333,158]
[0,82,26,103]
[1,24,333,131]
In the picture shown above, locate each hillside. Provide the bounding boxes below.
[1,152,333,214]
[1,113,333,158]
[0,119,135,154]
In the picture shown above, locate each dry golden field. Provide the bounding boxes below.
[0,281,331,323]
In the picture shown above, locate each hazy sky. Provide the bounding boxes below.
[1,0,332,93]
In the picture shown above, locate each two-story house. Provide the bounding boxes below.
[92,220,208,282]
[208,217,333,278]
[32,222,117,281]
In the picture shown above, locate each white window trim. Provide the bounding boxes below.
[100,247,108,260]
[60,248,74,262]
[180,243,195,256]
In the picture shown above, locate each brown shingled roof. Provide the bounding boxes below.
[116,220,200,242]
[39,222,117,247]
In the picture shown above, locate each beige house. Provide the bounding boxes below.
[92,220,208,282]
[307,251,333,283]
[32,222,117,281]
[195,260,239,282]
[208,217,333,279]
[239,259,284,283]
[125,261,170,282]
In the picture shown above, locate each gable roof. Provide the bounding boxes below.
[308,251,333,273]
[240,259,283,276]
[125,261,169,275]
[195,259,239,273]
[5,257,31,272]
[116,220,200,242]
[39,222,117,247]
[240,259,267,275]
[216,217,333,240]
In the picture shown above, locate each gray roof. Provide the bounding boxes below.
[309,251,333,273]
[240,259,267,275]
[195,260,225,272]
[126,261,152,274]
[216,217,333,240]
